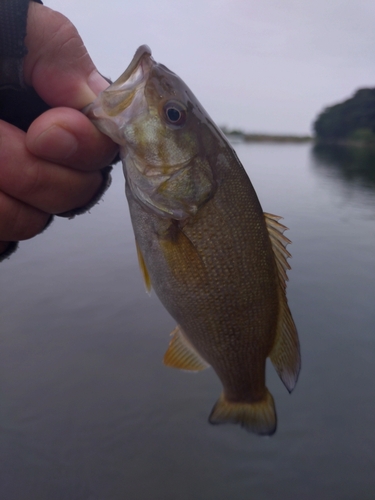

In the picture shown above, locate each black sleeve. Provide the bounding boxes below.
[0,0,48,133]
[0,0,43,89]
[0,0,114,262]
[0,0,44,261]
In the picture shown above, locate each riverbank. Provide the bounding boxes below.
[222,128,375,149]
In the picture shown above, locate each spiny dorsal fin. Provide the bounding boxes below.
[264,213,291,289]
[136,241,152,293]
[163,325,210,372]
[264,212,301,393]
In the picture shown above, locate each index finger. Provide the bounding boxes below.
[26,107,118,171]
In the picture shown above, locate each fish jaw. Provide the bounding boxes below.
[83,45,153,146]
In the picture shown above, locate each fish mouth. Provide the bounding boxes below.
[113,45,153,88]
[84,45,154,122]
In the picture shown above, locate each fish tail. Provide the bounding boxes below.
[208,390,277,435]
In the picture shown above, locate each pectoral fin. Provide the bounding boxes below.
[136,241,152,293]
[158,222,208,285]
[264,213,301,392]
[163,325,210,372]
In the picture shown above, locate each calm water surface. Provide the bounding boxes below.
[1,143,374,499]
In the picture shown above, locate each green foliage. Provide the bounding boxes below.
[349,128,375,144]
[313,88,375,141]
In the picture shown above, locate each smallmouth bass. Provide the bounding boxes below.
[85,45,301,435]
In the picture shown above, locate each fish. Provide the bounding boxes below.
[84,45,301,435]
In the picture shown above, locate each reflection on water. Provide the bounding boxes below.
[311,143,375,192]
[1,144,374,500]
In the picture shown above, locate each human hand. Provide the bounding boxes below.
[0,2,118,256]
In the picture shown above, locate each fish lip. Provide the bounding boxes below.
[112,45,152,86]
[102,45,154,105]
[83,45,154,121]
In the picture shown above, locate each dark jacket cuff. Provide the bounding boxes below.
[0,0,43,90]
[0,241,19,262]
[56,165,113,219]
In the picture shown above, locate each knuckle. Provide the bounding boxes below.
[70,172,103,209]
[17,160,45,199]
[66,121,118,171]
[50,171,102,214]
[0,193,49,241]
[14,210,50,241]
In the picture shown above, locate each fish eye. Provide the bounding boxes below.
[164,101,187,126]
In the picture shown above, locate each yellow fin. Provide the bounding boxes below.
[264,213,301,392]
[270,300,301,392]
[163,326,210,372]
[136,241,152,293]
[158,223,207,285]
[264,213,291,288]
[209,390,277,435]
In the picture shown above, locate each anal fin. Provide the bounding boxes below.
[163,325,210,372]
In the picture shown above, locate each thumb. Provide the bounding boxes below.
[23,2,108,109]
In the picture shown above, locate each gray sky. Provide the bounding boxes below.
[47,0,375,135]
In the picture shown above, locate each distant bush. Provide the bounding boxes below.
[313,88,375,142]
[349,128,375,144]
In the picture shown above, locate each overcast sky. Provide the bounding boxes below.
[47,0,375,135]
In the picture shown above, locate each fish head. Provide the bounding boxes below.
[85,45,219,219]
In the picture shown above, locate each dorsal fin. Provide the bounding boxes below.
[136,241,152,293]
[163,325,210,372]
[264,213,291,288]
[264,213,301,393]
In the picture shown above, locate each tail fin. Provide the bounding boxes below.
[208,390,277,435]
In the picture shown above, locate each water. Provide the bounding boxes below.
[1,143,374,500]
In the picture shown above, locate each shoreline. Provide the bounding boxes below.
[222,130,375,149]
[221,128,312,143]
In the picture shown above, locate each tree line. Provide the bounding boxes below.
[313,88,375,144]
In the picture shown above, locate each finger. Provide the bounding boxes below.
[24,3,109,109]
[26,108,118,171]
[0,121,103,214]
[0,191,50,241]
